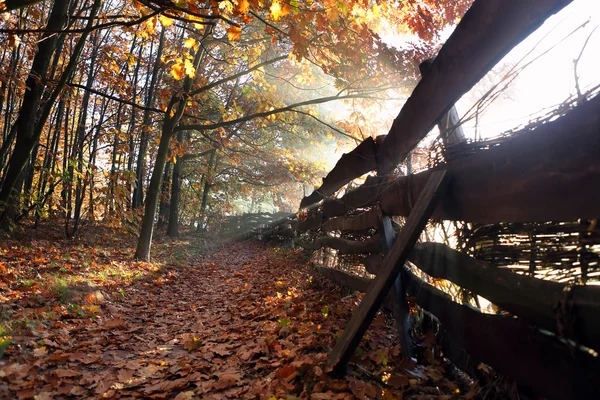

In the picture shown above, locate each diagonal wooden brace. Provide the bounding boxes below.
[327,170,448,374]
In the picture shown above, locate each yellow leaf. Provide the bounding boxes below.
[270,0,283,21]
[145,15,158,34]
[227,25,242,41]
[184,37,198,51]
[159,14,173,27]
[184,59,196,78]
[87,305,101,314]
[171,58,185,80]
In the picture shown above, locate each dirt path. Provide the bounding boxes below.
[1,237,469,399]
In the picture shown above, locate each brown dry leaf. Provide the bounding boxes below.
[349,378,378,400]
[212,372,241,391]
[143,378,190,394]
[210,343,231,356]
[33,346,47,357]
[328,379,349,391]
[311,393,333,400]
[183,335,201,351]
[117,369,134,383]
[174,391,195,400]
[53,368,81,378]
[104,318,125,329]
[387,374,409,389]
[17,389,36,399]
[227,25,242,41]
[70,353,100,364]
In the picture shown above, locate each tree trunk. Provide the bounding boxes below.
[156,161,172,229]
[0,0,101,227]
[167,131,185,237]
[135,113,179,260]
[135,26,211,260]
[133,28,165,209]
[0,0,70,226]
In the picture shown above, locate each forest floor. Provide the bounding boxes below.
[0,223,473,399]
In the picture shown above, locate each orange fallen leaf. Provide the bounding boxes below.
[275,365,295,379]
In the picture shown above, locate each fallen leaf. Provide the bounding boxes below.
[387,374,409,389]
[104,319,125,329]
[53,368,81,378]
[275,365,295,380]
[212,372,241,390]
[117,369,134,383]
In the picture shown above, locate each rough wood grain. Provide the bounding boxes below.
[314,265,373,293]
[322,95,600,223]
[321,208,382,232]
[409,242,600,351]
[321,175,385,217]
[300,136,383,209]
[380,215,414,358]
[378,0,572,173]
[403,268,600,400]
[294,235,381,254]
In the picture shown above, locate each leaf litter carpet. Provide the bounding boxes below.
[1,238,470,399]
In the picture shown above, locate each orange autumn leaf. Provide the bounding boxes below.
[227,25,242,41]
[275,365,295,379]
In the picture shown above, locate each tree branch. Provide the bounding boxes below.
[189,55,288,97]
[178,93,376,132]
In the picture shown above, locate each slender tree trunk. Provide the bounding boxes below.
[108,101,124,217]
[157,161,172,230]
[133,29,165,209]
[135,26,211,260]
[167,131,185,237]
[198,150,218,232]
[135,111,179,260]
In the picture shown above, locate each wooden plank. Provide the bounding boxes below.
[321,208,382,232]
[321,175,384,218]
[294,235,381,254]
[323,95,600,223]
[409,242,600,351]
[314,265,373,293]
[297,207,382,233]
[300,136,383,209]
[363,254,383,275]
[402,268,600,400]
[377,0,572,173]
[381,94,600,223]
[229,214,295,241]
[297,211,323,232]
[326,171,447,373]
[419,59,466,153]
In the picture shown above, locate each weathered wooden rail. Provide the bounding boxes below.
[235,0,600,398]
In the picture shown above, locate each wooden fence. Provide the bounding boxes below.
[235,0,600,398]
